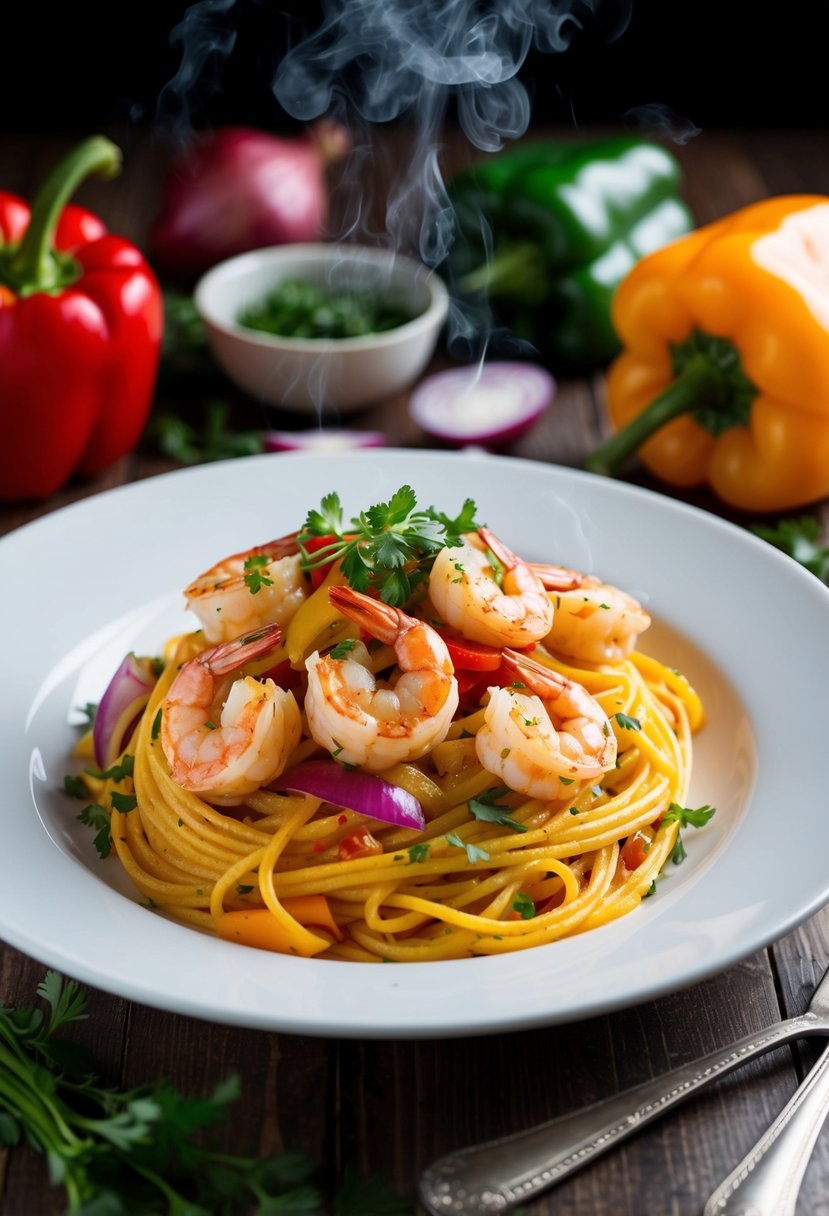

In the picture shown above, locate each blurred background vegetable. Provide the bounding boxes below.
[446,135,692,371]
[149,120,349,281]
[0,136,162,502]
[586,194,829,512]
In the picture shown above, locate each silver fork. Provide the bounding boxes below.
[418,962,829,1215]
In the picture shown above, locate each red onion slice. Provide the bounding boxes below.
[277,760,425,831]
[409,362,555,448]
[264,429,385,453]
[93,654,158,769]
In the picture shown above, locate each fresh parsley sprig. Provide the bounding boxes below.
[298,485,481,606]
[0,973,409,1215]
[661,802,717,864]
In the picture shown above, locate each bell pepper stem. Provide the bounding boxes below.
[585,355,725,476]
[5,136,121,295]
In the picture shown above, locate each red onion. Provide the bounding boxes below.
[277,760,425,832]
[409,362,555,449]
[149,121,350,279]
[264,429,385,453]
[93,654,158,769]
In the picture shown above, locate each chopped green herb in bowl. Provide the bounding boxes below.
[238,277,422,339]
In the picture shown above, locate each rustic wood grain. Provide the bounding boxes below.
[1,126,828,1216]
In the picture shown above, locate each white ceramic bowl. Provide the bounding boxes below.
[194,243,449,414]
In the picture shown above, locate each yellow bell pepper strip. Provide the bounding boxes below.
[216,895,341,956]
[585,195,829,512]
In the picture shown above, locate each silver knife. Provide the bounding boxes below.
[419,961,829,1215]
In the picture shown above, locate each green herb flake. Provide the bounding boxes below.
[77,805,112,859]
[63,774,87,800]
[330,639,358,660]
[235,884,255,896]
[151,708,163,741]
[407,843,430,864]
[446,831,490,864]
[661,802,717,865]
[614,712,641,731]
[512,892,536,920]
[468,787,527,834]
[111,792,138,815]
[86,754,135,784]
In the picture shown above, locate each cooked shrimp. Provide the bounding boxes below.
[161,624,301,802]
[531,564,651,665]
[304,586,459,772]
[475,649,617,798]
[184,533,308,644]
[428,527,553,648]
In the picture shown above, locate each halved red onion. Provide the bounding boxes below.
[409,362,555,448]
[93,654,158,769]
[264,429,385,453]
[277,760,425,831]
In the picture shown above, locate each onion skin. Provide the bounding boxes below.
[277,760,425,832]
[93,654,157,769]
[264,430,385,453]
[149,121,349,280]
[409,362,555,450]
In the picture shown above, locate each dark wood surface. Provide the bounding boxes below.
[2,126,829,1215]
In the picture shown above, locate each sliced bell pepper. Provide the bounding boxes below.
[586,195,829,512]
[448,135,693,369]
[0,136,162,502]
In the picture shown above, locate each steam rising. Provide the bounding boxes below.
[273,0,592,268]
[157,0,238,133]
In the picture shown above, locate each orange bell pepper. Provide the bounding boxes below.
[585,195,829,512]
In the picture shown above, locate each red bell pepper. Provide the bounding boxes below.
[0,136,163,502]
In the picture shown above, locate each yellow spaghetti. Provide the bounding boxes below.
[74,493,708,964]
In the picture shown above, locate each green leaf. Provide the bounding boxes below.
[407,843,430,864]
[77,805,112,859]
[152,401,263,466]
[613,712,641,731]
[446,831,490,864]
[0,1113,20,1146]
[64,774,87,799]
[468,788,527,834]
[36,971,88,1036]
[302,491,345,538]
[111,792,138,815]
[512,892,536,920]
[86,754,135,783]
[661,802,717,866]
[243,553,275,595]
[751,515,829,581]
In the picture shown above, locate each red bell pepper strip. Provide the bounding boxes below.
[0,136,163,501]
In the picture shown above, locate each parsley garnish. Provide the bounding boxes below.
[86,755,134,783]
[77,805,111,859]
[662,802,717,864]
[298,486,481,606]
[613,712,641,731]
[330,638,358,659]
[468,787,527,834]
[235,884,255,895]
[151,708,162,741]
[76,701,98,727]
[111,792,137,815]
[512,892,536,920]
[446,831,490,864]
[243,552,274,595]
[63,774,87,800]
[407,843,431,864]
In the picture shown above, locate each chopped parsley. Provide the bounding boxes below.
[63,774,87,800]
[613,712,641,731]
[111,792,138,815]
[512,892,536,920]
[446,831,490,864]
[751,515,829,581]
[77,805,111,859]
[407,843,431,864]
[468,787,527,834]
[86,755,134,783]
[330,639,358,660]
[662,802,717,864]
[298,485,481,606]
[151,708,162,741]
[243,553,274,595]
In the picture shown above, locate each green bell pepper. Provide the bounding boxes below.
[447,135,694,369]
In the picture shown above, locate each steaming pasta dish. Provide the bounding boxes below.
[71,486,712,962]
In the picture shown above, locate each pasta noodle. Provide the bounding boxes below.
[81,592,705,963]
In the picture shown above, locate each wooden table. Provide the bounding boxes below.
[2,126,829,1215]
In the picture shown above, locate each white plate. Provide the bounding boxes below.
[4,450,829,1039]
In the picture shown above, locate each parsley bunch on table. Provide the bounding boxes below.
[298,485,481,606]
[0,972,408,1214]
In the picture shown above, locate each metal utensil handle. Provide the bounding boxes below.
[703,1041,829,1216]
[418,1015,824,1216]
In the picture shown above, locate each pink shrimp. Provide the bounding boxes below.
[530,564,651,665]
[161,624,301,802]
[304,586,459,772]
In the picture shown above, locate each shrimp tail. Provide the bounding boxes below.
[328,585,402,643]
[529,563,586,592]
[477,526,518,568]
[499,648,570,698]
[202,623,283,675]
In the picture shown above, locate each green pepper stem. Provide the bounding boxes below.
[457,242,547,300]
[4,136,121,295]
[584,355,725,476]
